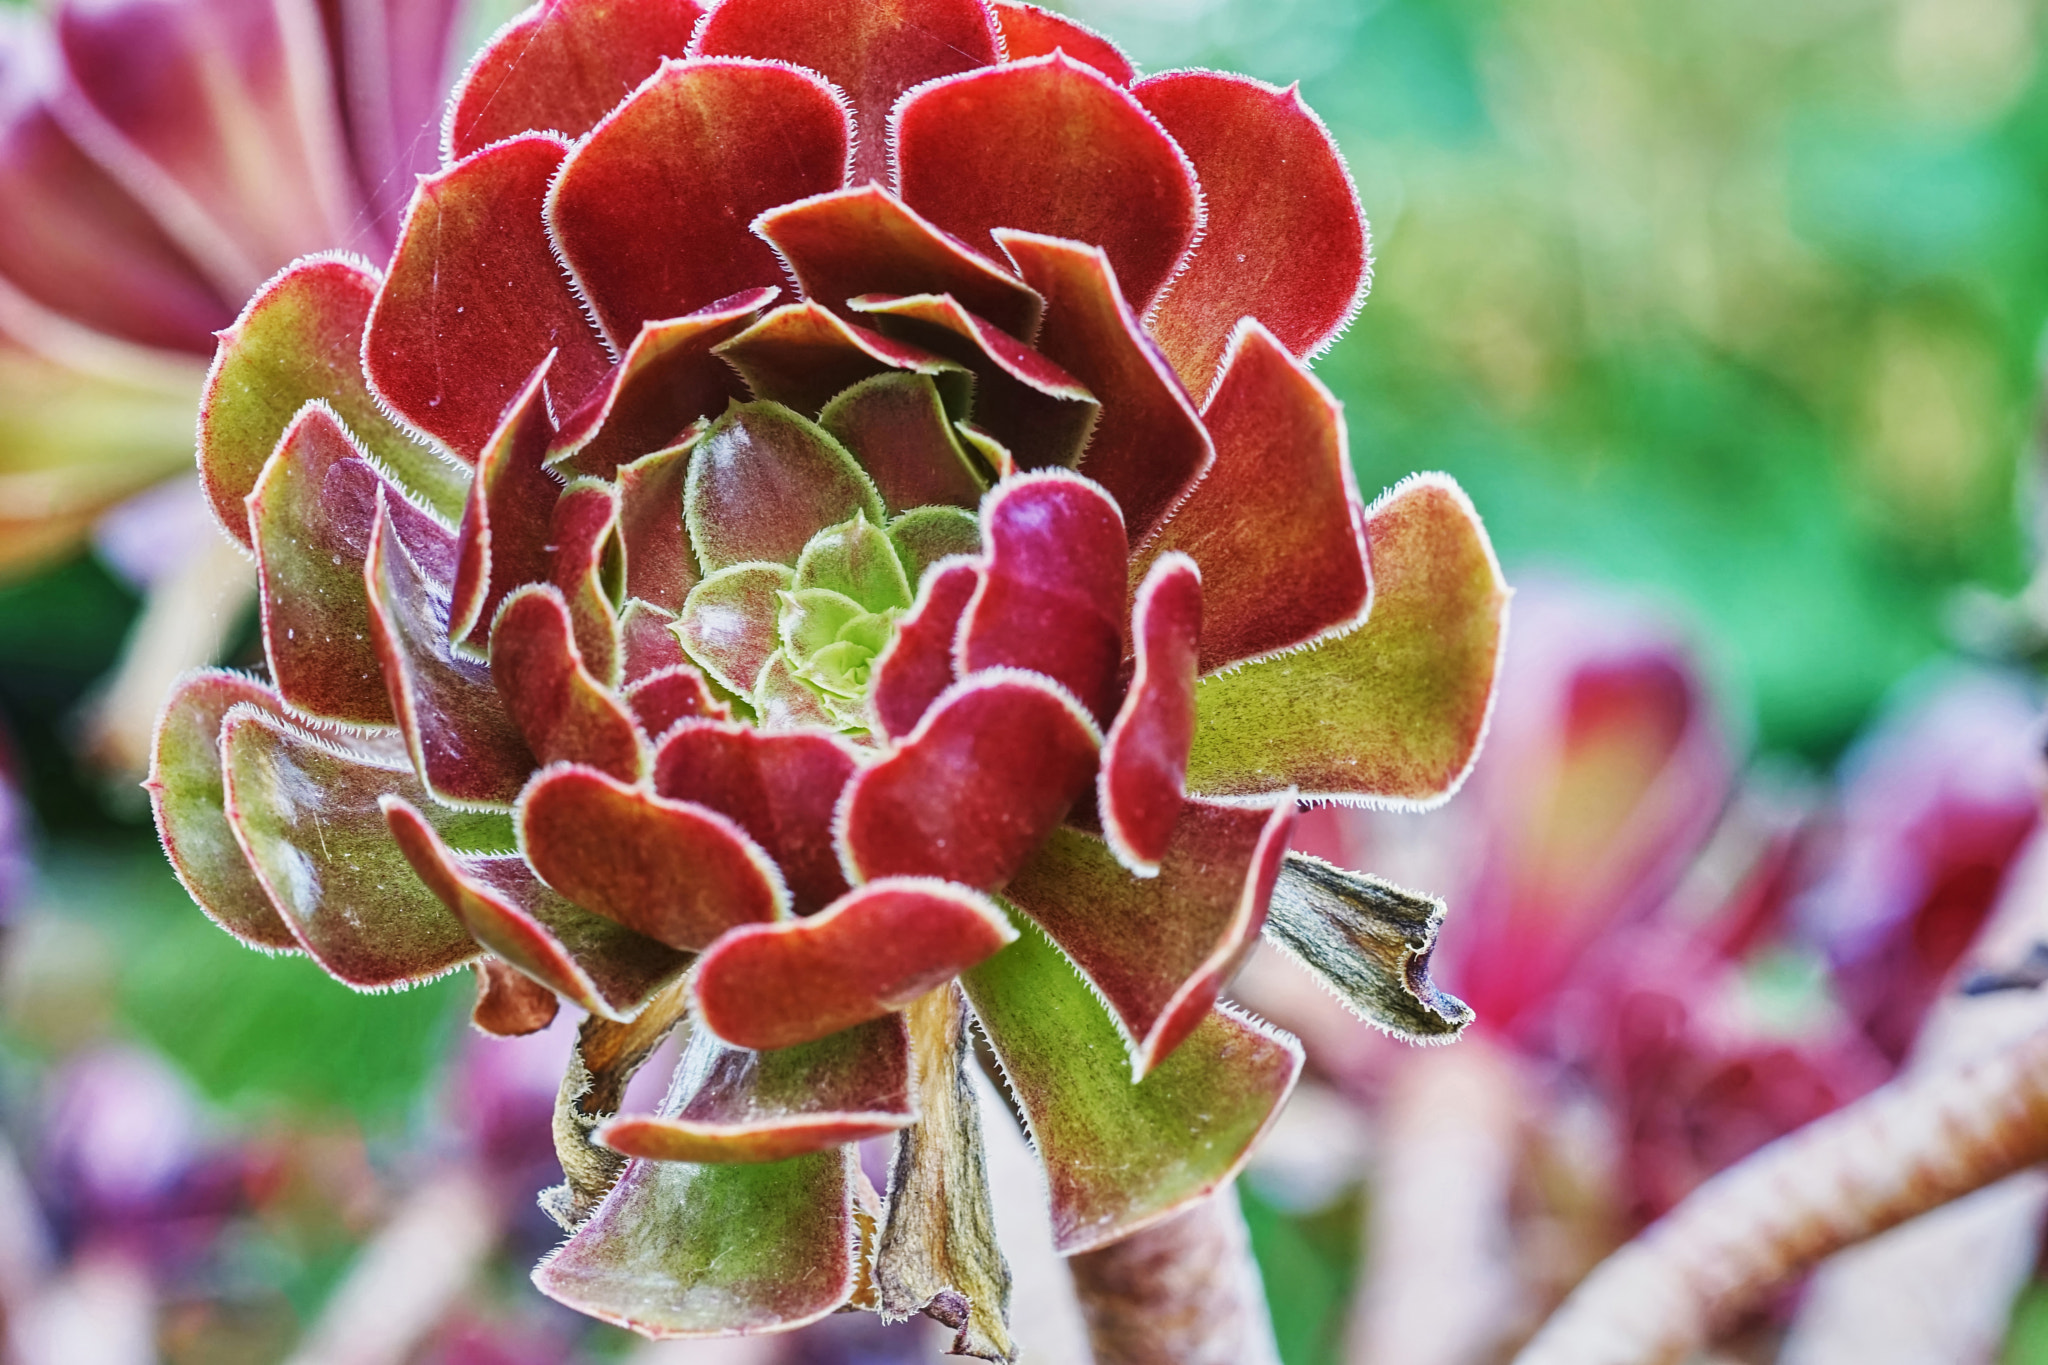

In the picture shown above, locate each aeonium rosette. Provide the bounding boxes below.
[146,0,1509,1352]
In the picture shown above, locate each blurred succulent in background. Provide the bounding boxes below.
[144,0,1512,1353]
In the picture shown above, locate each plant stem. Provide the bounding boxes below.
[1066,1184,1281,1365]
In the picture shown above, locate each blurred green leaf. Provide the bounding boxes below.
[1242,1181,1364,1365]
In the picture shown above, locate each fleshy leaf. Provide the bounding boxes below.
[695,878,1015,1050]
[535,1117,855,1336]
[893,54,1199,315]
[549,481,625,684]
[1135,71,1369,396]
[956,471,1126,725]
[755,184,1042,338]
[1262,853,1471,1040]
[546,57,851,348]
[220,706,484,989]
[199,256,465,544]
[472,958,562,1035]
[599,1014,913,1163]
[490,585,644,782]
[147,670,300,952]
[1100,553,1200,874]
[364,135,610,461]
[868,558,977,741]
[516,764,789,950]
[365,501,537,807]
[625,664,728,739]
[1004,799,1292,1078]
[820,373,986,514]
[544,981,694,1230]
[445,0,707,158]
[838,670,1101,888]
[677,562,793,697]
[550,290,772,478]
[1184,474,1507,803]
[621,600,690,681]
[992,2,1134,83]
[691,0,999,183]
[714,301,967,419]
[653,719,859,913]
[995,230,1213,542]
[616,444,700,613]
[685,402,883,572]
[448,356,562,653]
[1141,321,1369,672]
[849,293,1097,470]
[384,795,687,1020]
[795,512,911,613]
[779,588,868,666]
[874,985,1013,1360]
[961,912,1301,1253]
[890,507,983,585]
[247,403,454,725]
[753,651,841,730]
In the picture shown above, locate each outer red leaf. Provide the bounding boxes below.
[893,53,1199,315]
[548,289,772,479]
[364,135,609,461]
[653,721,859,914]
[444,0,706,159]
[384,795,686,1020]
[448,355,561,653]
[1144,320,1370,673]
[620,599,690,681]
[625,663,727,739]
[1100,552,1199,875]
[147,670,300,952]
[819,373,985,514]
[247,403,455,725]
[996,229,1213,541]
[1005,798,1292,1078]
[1135,71,1368,396]
[546,57,851,348]
[867,558,977,740]
[956,470,1126,725]
[616,442,700,613]
[490,585,644,782]
[220,706,481,989]
[755,184,1042,338]
[992,2,1135,83]
[599,1015,914,1163]
[684,403,882,571]
[713,301,965,419]
[516,764,789,950]
[677,563,790,697]
[471,958,561,1035]
[365,500,537,807]
[837,670,1101,888]
[850,291,1096,470]
[691,0,998,184]
[548,480,623,684]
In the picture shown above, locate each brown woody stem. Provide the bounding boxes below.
[1513,1022,2048,1365]
[1066,1184,1281,1365]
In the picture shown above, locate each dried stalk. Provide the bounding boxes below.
[541,977,692,1230]
[1511,1021,2048,1365]
[1066,1185,1281,1365]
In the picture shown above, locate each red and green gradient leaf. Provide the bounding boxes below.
[684,402,883,570]
[490,585,645,782]
[867,558,978,741]
[714,301,966,419]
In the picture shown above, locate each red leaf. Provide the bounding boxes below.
[548,289,773,479]
[546,57,850,348]
[365,500,537,807]
[490,585,644,782]
[755,182,1042,339]
[599,1015,914,1163]
[1100,552,1200,874]
[653,720,859,913]
[690,0,998,184]
[547,480,623,684]
[695,878,1015,1050]
[448,355,561,652]
[992,2,1135,83]
[625,664,729,740]
[620,599,690,681]
[516,764,789,950]
[714,301,965,419]
[837,670,1100,888]
[684,402,882,571]
[470,958,561,1035]
[1007,799,1292,1077]
[385,795,687,1020]
[1136,71,1368,396]
[364,135,610,461]
[445,0,706,159]
[997,229,1212,542]
[819,373,986,514]
[616,443,700,613]
[893,53,1199,316]
[867,558,977,740]
[957,471,1126,725]
[1145,321,1370,673]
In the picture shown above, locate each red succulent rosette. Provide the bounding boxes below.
[148,0,1509,1350]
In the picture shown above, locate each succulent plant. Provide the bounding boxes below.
[148,0,1509,1351]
